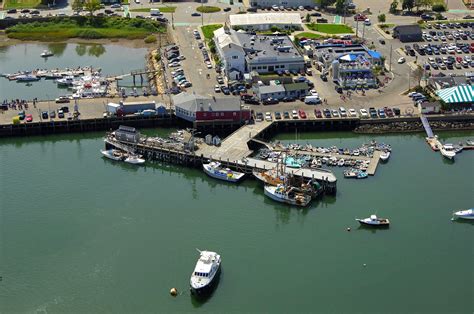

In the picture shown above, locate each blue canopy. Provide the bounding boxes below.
[367,50,381,59]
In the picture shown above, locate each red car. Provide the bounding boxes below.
[314,108,322,118]
[456,56,462,63]
[384,107,394,117]
[354,14,366,21]
[298,109,307,119]
[25,114,33,122]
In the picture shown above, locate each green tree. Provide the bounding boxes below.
[305,13,310,23]
[315,0,337,9]
[378,14,386,23]
[415,0,432,10]
[335,0,345,14]
[84,0,101,16]
[402,0,414,11]
[71,0,84,12]
[389,0,398,13]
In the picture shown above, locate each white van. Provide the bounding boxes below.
[304,95,321,104]
[150,9,161,16]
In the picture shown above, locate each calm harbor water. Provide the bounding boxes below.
[0,43,148,100]
[0,130,472,313]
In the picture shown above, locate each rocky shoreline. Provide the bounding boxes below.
[354,120,474,134]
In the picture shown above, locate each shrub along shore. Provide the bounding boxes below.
[5,17,166,41]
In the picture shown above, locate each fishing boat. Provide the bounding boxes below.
[203,161,245,183]
[264,184,311,207]
[100,149,126,161]
[452,208,474,220]
[40,50,54,58]
[440,144,456,160]
[190,249,221,295]
[356,214,390,227]
[16,74,40,82]
[44,73,63,80]
[379,150,390,161]
[124,154,145,165]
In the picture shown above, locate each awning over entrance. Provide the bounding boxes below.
[436,85,474,104]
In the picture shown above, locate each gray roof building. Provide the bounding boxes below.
[393,25,423,43]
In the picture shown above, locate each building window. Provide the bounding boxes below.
[220,112,224,117]
[233,112,237,116]
[203,113,207,117]
[232,56,238,59]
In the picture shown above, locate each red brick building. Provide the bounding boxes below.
[173,93,251,123]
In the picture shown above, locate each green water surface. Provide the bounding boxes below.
[0,130,472,313]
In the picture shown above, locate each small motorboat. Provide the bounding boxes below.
[356,214,390,227]
[356,171,368,179]
[124,154,145,165]
[100,149,125,161]
[344,169,358,178]
[440,144,456,160]
[190,249,221,295]
[203,161,245,183]
[41,50,54,58]
[452,208,474,220]
[379,150,390,161]
[466,139,474,146]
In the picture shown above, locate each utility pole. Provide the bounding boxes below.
[389,43,393,72]
[362,22,365,40]
[356,19,359,38]
[201,0,204,26]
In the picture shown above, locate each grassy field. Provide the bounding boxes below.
[201,24,222,40]
[196,6,221,13]
[295,32,323,39]
[130,6,176,13]
[3,0,42,9]
[306,23,353,34]
[6,17,165,41]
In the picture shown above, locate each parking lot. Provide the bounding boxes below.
[403,22,474,75]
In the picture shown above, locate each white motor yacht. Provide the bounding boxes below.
[440,144,456,160]
[379,150,391,161]
[190,250,221,295]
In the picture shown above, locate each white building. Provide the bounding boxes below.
[214,27,246,80]
[229,13,302,31]
[213,26,305,80]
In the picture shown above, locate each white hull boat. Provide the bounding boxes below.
[356,214,390,227]
[452,208,474,220]
[101,149,125,161]
[379,151,390,161]
[203,162,245,183]
[190,250,221,295]
[264,184,311,207]
[124,154,145,165]
[41,50,54,57]
[440,144,456,160]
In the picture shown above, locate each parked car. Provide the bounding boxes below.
[359,108,369,118]
[265,112,273,121]
[314,109,322,118]
[378,108,386,118]
[298,109,307,119]
[283,111,290,119]
[25,114,33,122]
[323,109,331,118]
[55,96,70,103]
[369,107,377,118]
[292,110,299,119]
[191,12,201,17]
[41,111,49,119]
[339,107,347,117]
[275,111,282,119]
[348,108,357,117]
[58,109,65,118]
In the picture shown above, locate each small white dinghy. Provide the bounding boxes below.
[124,154,145,165]
[452,208,474,220]
[356,214,390,227]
